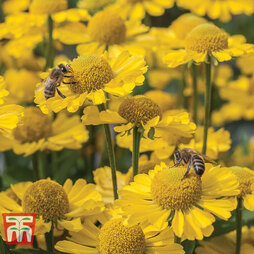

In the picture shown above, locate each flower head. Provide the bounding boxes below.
[23,179,69,221]
[163,23,254,68]
[35,49,147,113]
[118,96,162,126]
[1,106,89,156]
[55,208,184,254]
[116,162,239,240]
[0,179,104,235]
[230,166,254,211]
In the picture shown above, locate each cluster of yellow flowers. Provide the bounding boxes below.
[0,0,254,253]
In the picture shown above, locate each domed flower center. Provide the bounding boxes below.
[88,9,127,45]
[231,167,254,197]
[98,218,146,254]
[68,55,114,94]
[23,179,69,221]
[13,107,53,143]
[170,14,207,40]
[151,167,202,210]
[118,96,162,126]
[185,23,228,53]
[30,0,68,14]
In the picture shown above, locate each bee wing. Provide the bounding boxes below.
[35,78,47,94]
[201,154,217,164]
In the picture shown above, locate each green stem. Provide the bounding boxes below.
[174,235,181,244]
[45,224,54,254]
[192,64,198,124]
[98,104,118,200]
[202,57,212,155]
[32,153,39,180]
[236,197,243,254]
[132,126,141,179]
[178,64,188,109]
[44,15,54,71]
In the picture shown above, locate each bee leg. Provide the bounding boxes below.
[182,161,192,180]
[62,81,77,84]
[56,87,66,99]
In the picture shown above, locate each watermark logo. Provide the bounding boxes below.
[2,213,37,245]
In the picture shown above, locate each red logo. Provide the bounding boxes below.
[2,213,37,245]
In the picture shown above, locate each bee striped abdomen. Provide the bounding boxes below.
[44,89,55,100]
[192,155,205,176]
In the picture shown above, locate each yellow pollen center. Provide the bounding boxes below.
[231,167,254,197]
[170,14,207,40]
[185,23,228,53]
[151,167,202,210]
[88,10,126,45]
[118,96,162,126]
[98,218,146,254]
[13,107,53,143]
[23,179,69,221]
[68,55,114,94]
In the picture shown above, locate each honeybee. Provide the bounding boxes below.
[173,148,217,178]
[39,64,75,100]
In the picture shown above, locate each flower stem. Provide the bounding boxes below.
[236,197,243,254]
[178,64,188,109]
[98,104,119,200]
[44,15,54,71]
[192,64,198,124]
[32,153,39,180]
[45,224,54,254]
[132,126,141,179]
[202,57,212,155]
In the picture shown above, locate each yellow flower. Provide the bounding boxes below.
[4,69,40,104]
[1,106,89,156]
[237,53,254,75]
[3,0,30,14]
[196,226,254,254]
[212,75,254,124]
[93,166,128,203]
[35,49,147,113]
[82,96,195,140]
[114,0,174,20]
[230,166,254,211]
[145,90,177,112]
[29,0,68,15]
[116,162,239,240]
[0,75,24,135]
[0,179,104,236]
[178,0,254,22]
[60,7,150,56]
[180,126,232,159]
[55,209,184,254]
[163,23,254,68]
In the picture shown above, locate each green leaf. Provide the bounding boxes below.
[148,127,155,140]
[8,218,18,221]
[21,227,30,230]
[181,240,196,254]
[21,218,32,221]
[9,227,18,230]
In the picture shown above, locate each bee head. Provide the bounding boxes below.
[174,150,182,164]
[58,64,68,73]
